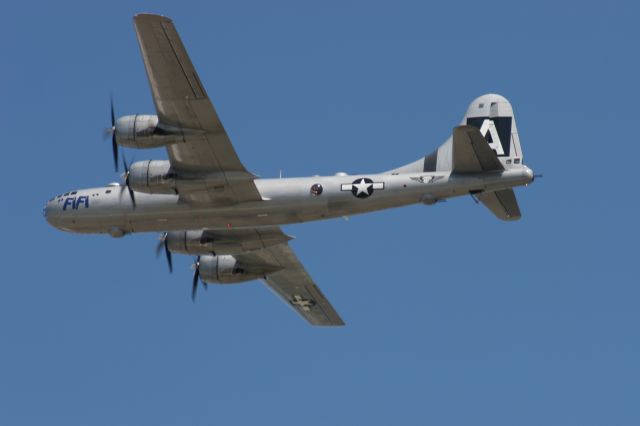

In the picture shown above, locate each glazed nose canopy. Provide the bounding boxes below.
[43,191,93,230]
[43,198,63,227]
[43,201,50,220]
[43,194,63,220]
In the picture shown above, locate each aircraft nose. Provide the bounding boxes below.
[43,198,60,228]
[43,199,53,224]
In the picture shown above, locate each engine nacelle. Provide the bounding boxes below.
[166,229,293,256]
[115,114,188,148]
[198,255,282,284]
[128,160,177,194]
[127,160,257,196]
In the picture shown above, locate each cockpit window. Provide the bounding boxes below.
[71,191,77,195]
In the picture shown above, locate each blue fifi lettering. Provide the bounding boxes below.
[76,196,89,209]
[62,196,90,210]
[62,197,75,211]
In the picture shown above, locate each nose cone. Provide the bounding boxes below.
[43,197,66,230]
[43,198,57,227]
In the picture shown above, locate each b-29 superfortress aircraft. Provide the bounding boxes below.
[44,14,535,326]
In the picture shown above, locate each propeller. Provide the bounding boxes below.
[155,232,173,273]
[120,152,136,208]
[191,256,208,302]
[103,94,119,172]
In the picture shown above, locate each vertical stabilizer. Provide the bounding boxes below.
[387,93,524,174]
[463,94,523,169]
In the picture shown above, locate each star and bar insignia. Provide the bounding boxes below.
[341,178,385,198]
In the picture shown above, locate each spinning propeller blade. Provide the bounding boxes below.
[192,256,200,301]
[191,257,207,302]
[103,94,119,172]
[155,232,173,273]
[120,152,136,208]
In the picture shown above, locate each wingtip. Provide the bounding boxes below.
[134,13,173,23]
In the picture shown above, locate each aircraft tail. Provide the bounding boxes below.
[387,93,526,220]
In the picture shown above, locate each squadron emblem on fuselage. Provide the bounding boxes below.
[410,175,445,184]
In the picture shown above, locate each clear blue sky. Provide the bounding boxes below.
[2,1,639,424]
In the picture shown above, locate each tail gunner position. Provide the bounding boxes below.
[44,14,536,326]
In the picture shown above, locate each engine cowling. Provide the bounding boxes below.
[126,160,258,196]
[166,229,293,256]
[115,114,187,148]
[198,255,281,284]
[128,160,177,194]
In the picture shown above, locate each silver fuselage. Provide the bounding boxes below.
[44,167,533,236]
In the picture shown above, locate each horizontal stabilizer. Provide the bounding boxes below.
[452,125,504,173]
[477,189,522,221]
